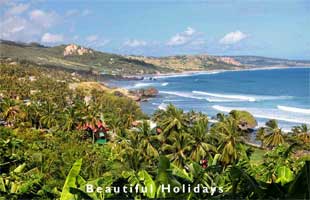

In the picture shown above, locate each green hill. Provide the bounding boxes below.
[0,40,171,76]
[1,40,308,77]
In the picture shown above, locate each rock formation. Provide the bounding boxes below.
[63,44,93,56]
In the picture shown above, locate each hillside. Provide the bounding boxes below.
[1,40,309,77]
[0,40,171,76]
[127,54,310,72]
[126,54,244,71]
[0,40,243,76]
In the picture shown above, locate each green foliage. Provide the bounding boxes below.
[60,159,83,200]
[0,62,309,199]
[229,110,257,129]
[0,41,171,75]
[276,166,294,186]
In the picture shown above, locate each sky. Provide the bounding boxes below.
[0,0,309,59]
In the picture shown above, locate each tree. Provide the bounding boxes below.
[292,124,310,143]
[256,127,266,148]
[211,116,243,166]
[61,106,80,131]
[161,132,194,167]
[263,120,284,148]
[129,121,159,163]
[188,119,217,162]
[156,104,189,138]
[0,98,23,126]
[39,101,60,129]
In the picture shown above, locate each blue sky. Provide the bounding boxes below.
[1,0,309,59]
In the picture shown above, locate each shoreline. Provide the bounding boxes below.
[122,65,310,80]
[115,66,310,132]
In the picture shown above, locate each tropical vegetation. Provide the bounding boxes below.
[0,60,309,199]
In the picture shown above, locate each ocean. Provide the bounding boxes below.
[110,67,310,132]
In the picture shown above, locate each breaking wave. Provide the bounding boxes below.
[193,91,292,102]
[158,103,168,110]
[132,83,154,88]
[277,105,310,115]
[212,105,310,124]
[130,82,169,89]
[160,91,205,100]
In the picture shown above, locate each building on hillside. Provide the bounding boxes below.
[81,120,109,144]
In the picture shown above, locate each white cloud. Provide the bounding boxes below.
[219,30,247,45]
[86,35,98,43]
[184,27,196,36]
[167,34,188,46]
[124,39,147,47]
[29,9,60,28]
[0,16,41,41]
[167,27,198,46]
[6,3,30,15]
[41,33,64,43]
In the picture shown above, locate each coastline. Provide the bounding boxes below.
[122,65,310,80]
[115,66,310,133]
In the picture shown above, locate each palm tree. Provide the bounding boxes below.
[291,124,310,143]
[130,121,159,162]
[186,110,208,124]
[189,119,217,162]
[216,113,226,122]
[62,106,80,131]
[210,116,242,166]
[157,104,189,137]
[0,98,23,126]
[256,127,266,148]
[24,101,41,128]
[263,120,284,148]
[39,102,59,129]
[161,132,194,167]
[112,129,149,172]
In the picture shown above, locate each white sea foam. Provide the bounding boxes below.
[277,105,310,115]
[131,82,154,88]
[209,119,219,123]
[158,103,168,110]
[161,91,243,102]
[160,91,205,100]
[130,82,169,89]
[212,105,310,124]
[193,91,292,102]
[193,91,256,102]
[205,97,245,102]
[153,73,195,79]
[160,90,293,104]
[163,99,184,102]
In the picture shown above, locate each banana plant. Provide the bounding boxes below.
[0,163,44,199]
[122,169,156,199]
[275,166,294,186]
[60,158,84,200]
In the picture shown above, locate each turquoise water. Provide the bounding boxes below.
[111,67,310,131]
